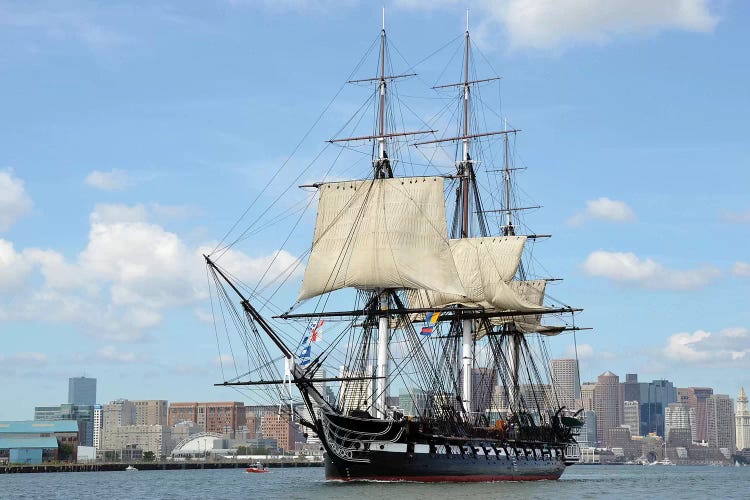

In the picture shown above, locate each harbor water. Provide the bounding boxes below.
[2,464,747,499]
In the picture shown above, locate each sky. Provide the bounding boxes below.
[1,0,749,420]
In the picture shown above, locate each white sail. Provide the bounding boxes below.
[410,236,544,312]
[298,176,465,301]
[478,279,566,337]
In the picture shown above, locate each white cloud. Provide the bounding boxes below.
[566,343,594,359]
[0,203,303,342]
[733,262,750,278]
[567,197,635,226]
[582,250,720,290]
[0,239,35,293]
[0,170,33,231]
[395,0,718,50]
[664,327,750,365]
[84,169,131,190]
[215,354,235,366]
[97,346,144,363]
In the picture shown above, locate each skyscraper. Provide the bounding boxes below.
[579,383,596,411]
[594,371,621,448]
[735,387,750,451]
[550,359,581,411]
[68,377,97,406]
[623,400,640,436]
[622,374,640,403]
[638,379,676,437]
[664,403,696,444]
[684,387,713,442]
[706,394,736,452]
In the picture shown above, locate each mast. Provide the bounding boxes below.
[375,9,391,419]
[459,12,474,417]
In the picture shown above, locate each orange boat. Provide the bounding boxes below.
[246,462,269,473]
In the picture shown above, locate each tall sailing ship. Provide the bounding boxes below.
[205,15,585,482]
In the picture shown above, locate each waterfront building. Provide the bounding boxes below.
[133,400,168,426]
[706,394,736,452]
[93,405,102,449]
[550,359,581,411]
[638,379,677,437]
[735,387,750,451]
[683,387,713,443]
[33,404,95,447]
[594,371,622,447]
[167,402,246,434]
[665,403,696,444]
[100,400,136,451]
[260,413,298,452]
[68,377,96,406]
[623,401,640,436]
[103,425,171,457]
[0,420,80,463]
[102,399,136,429]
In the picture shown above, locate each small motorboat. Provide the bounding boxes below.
[125,465,138,472]
[246,462,269,473]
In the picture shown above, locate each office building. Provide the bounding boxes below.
[579,383,596,411]
[665,403,696,444]
[594,371,621,448]
[639,379,676,437]
[623,401,640,436]
[622,374,640,403]
[261,413,298,452]
[399,389,432,417]
[579,410,597,448]
[68,377,97,406]
[683,387,713,443]
[550,359,581,411]
[133,400,168,426]
[707,394,736,452]
[93,405,102,449]
[337,367,373,415]
[103,425,171,457]
[167,402,246,434]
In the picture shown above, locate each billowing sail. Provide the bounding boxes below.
[410,236,544,312]
[298,176,465,301]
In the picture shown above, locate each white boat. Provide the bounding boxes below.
[125,465,138,471]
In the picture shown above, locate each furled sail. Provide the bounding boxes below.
[478,279,566,337]
[297,176,465,301]
[410,236,545,312]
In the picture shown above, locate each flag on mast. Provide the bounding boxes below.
[420,311,441,336]
[310,319,324,342]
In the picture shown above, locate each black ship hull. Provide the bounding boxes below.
[317,411,570,482]
[323,447,566,482]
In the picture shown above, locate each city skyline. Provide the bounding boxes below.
[1,1,749,419]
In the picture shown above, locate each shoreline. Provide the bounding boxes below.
[0,459,323,474]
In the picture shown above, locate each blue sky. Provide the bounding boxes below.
[1,0,748,420]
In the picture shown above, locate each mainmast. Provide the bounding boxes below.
[458,14,474,417]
